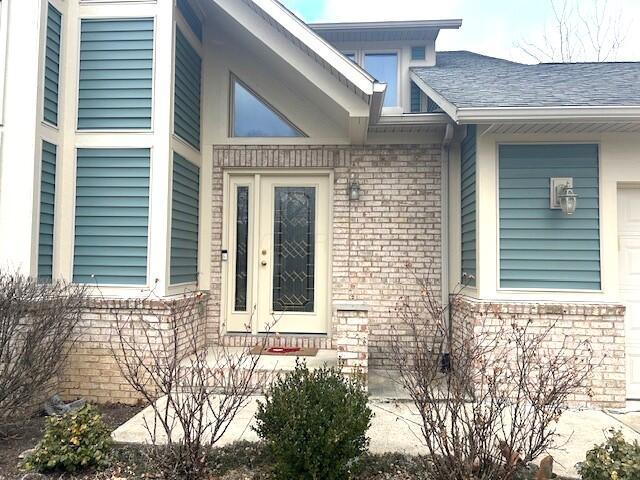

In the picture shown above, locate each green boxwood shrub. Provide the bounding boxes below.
[254,361,372,480]
[25,404,112,473]
[576,429,640,480]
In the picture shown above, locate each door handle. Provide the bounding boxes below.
[261,260,268,266]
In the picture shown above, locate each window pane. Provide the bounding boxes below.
[272,187,315,313]
[364,53,398,107]
[234,186,249,311]
[232,80,303,137]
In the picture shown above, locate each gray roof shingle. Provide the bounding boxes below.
[411,51,640,109]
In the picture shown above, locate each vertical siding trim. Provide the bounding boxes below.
[170,152,200,285]
[43,3,62,126]
[78,18,154,130]
[73,148,150,285]
[173,28,202,150]
[38,141,57,282]
[498,144,601,290]
[460,125,476,286]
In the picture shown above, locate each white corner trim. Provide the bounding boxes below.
[409,70,459,121]
[244,0,377,96]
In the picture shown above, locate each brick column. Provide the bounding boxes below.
[334,302,369,386]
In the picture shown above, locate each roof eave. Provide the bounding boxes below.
[309,19,463,31]
[246,0,377,95]
[456,106,640,123]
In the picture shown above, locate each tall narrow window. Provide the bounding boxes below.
[231,78,304,138]
[44,3,61,125]
[234,186,249,311]
[364,53,398,107]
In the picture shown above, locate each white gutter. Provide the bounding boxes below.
[456,106,640,123]
[440,122,455,369]
[310,19,463,31]
[374,112,450,126]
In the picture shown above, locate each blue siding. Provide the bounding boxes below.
[499,144,601,290]
[73,149,150,285]
[38,141,57,282]
[411,46,426,61]
[170,153,199,285]
[78,19,154,130]
[410,81,422,113]
[44,4,61,125]
[174,28,202,150]
[461,125,477,286]
[177,0,203,41]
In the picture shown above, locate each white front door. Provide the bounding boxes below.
[224,173,330,335]
[618,186,640,400]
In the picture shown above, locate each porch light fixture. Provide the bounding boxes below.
[349,181,361,201]
[550,177,578,216]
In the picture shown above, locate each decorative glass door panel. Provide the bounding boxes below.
[225,174,329,334]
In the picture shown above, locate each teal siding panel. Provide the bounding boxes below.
[460,125,476,286]
[410,82,422,113]
[174,29,201,150]
[499,144,601,290]
[44,4,61,125]
[78,19,154,130]
[177,0,203,41]
[73,148,150,285]
[170,153,199,284]
[38,141,57,282]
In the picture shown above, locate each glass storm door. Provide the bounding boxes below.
[225,174,329,334]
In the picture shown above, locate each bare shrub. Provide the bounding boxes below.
[390,274,595,480]
[0,271,87,426]
[111,293,271,480]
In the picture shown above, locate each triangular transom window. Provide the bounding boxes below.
[231,77,305,138]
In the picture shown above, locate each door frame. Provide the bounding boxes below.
[221,169,334,336]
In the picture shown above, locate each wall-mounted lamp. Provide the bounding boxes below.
[550,177,578,215]
[349,181,361,201]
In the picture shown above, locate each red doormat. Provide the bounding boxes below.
[249,345,319,357]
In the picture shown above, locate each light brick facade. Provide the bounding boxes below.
[209,145,443,368]
[451,295,627,408]
[59,294,207,404]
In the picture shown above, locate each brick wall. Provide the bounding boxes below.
[59,293,207,404]
[451,295,627,408]
[209,145,442,368]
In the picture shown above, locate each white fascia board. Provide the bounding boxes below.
[456,106,640,123]
[247,0,377,96]
[409,70,459,121]
[309,19,463,31]
[376,113,450,126]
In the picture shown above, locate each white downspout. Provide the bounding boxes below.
[440,122,455,369]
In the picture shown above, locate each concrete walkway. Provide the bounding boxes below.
[113,395,640,479]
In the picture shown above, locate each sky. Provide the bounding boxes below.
[280,0,640,63]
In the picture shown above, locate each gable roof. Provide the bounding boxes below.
[411,51,640,122]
